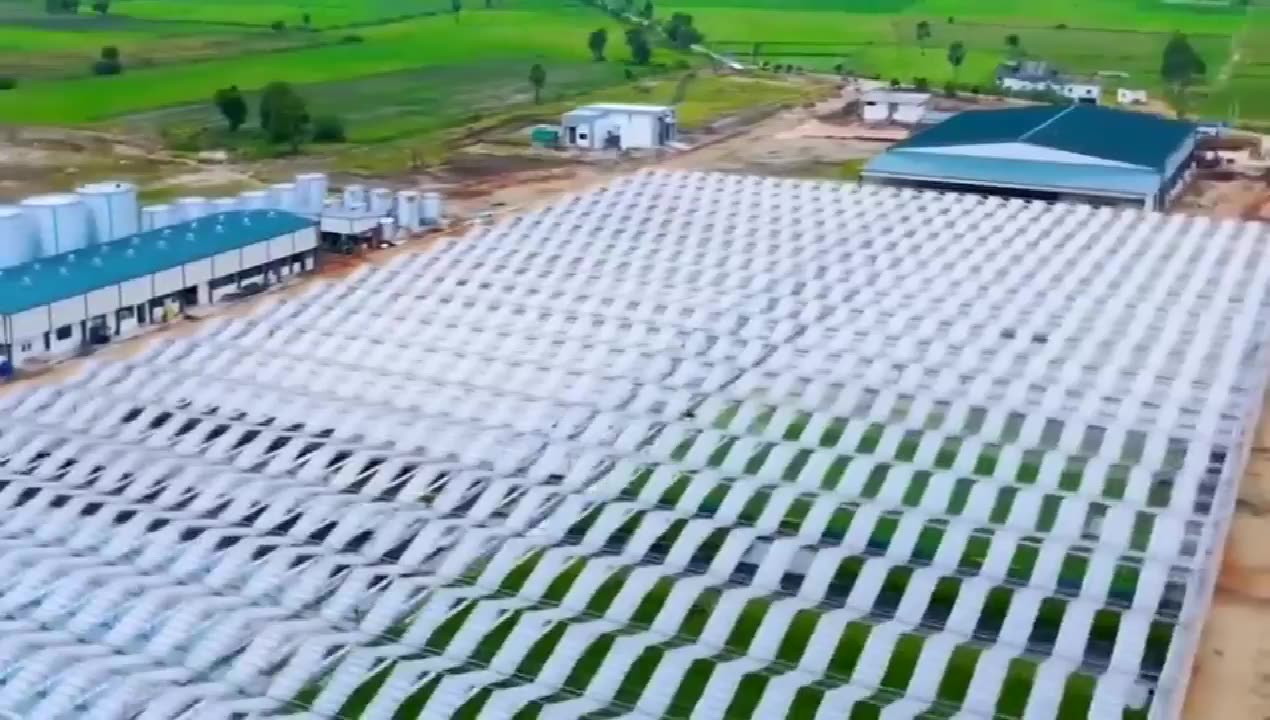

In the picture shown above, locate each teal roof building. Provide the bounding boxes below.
[863,105,1196,210]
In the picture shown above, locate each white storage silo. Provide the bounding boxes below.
[77,181,139,244]
[211,197,240,214]
[343,184,366,211]
[421,192,443,226]
[141,204,176,231]
[370,188,394,216]
[21,193,90,256]
[0,206,36,269]
[378,216,396,242]
[239,190,270,210]
[269,182,299,212]
[295,172,328,215]
[175,196,210,222]
[395,190,420,231]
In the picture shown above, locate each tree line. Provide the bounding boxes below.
[212,83,344,151]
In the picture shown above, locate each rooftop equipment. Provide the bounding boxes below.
[0,206,36,269]
[76,181,139,245]
[20,193,89,257]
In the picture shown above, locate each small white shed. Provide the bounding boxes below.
[561,103,677,150]
[1117,88,1148,105]
[861,90,931,124]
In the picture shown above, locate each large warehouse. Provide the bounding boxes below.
[0,209,317,370]
[863,104,1196,210]
[0,171,1265,720]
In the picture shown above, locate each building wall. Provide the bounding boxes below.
[865,173,1150,210]
[561,110,671,149]
[999,77,1101,103]
[0,226,318,371]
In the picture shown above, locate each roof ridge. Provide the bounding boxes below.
[1017,104,1076,143]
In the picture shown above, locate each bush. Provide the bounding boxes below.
[0,77,17,90]
[943,80,958,97]
[673,58,690,70]
[270,19,285,31]
[312,115,346,143]
[341,34,363,43]
[92,58,122,75]
[913,77,930,91]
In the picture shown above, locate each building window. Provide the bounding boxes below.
[19,341,32,352]
[55,325,73,341]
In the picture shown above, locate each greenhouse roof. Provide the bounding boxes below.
[0,210,314,316]
[893,105,1195,171]
[0,171,1266,720]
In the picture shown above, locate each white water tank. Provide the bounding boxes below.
[77,181,139,244]
[422,192,443,225]
[295,172,328,215]
[343,184,366,211]
[239,190,270,210]
[369,188,394,216]
[395,190,420,231]
[269,182,299,212]
[211,197,240,214]
[175,196,209,222]
[378,216,396,242]
[0,206,36,269]
[141,204,176,231]
[21,193,90,256]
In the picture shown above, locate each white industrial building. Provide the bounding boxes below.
[997,60,1102,104]
[0,170,1263,720]
[561,103,677,150]
[0,210,317,371]
[861,89,931,124]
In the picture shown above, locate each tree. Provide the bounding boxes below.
[301,12,311,26]
[91,0,108,14]
[625,27,652,65]
[213,85,248,132]
[270,19,285,31]
[92,45,122,75]
[588,28,608,61]
[259,81,309,150]
[664,12,703,50]
[641,0,652,20]
[915,20,931,55]
[528,63,547,104]
[312,115,346,143]
[1161,32,1207,116]
[452,0,461,22]
[1005,33,1022,58]
[946,40,966,80]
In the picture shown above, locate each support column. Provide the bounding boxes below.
[197,282,209,306]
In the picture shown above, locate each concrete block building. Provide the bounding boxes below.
[863,105,1196,210]
[560,103,677,150]
[0,209,317,371]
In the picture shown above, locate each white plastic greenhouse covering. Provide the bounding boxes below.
[0,170,1266,720]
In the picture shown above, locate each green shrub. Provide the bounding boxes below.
[0,77,16,91]
[312,115,347,143]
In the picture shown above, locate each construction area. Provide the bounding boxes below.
[0,170,1266,720]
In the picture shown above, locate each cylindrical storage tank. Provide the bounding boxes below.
[369,188,393,216]
[421,192,443,225]
[239,190,270,210]
[211,197,240,214]
[175,196,210,222]
[20,194,90,256]
[378,216,396,242]
[295,172,328,215]
[394,190,420,231]
[141,204,175,231]
[343,184,366,210]
[0,206,36,269]
[76,181,138,244]
[269,182,299,212]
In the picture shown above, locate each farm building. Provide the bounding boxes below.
[1118,88,1149,105]
[0,210,317,371]
[862,105,1197,210]
[860,89,931,124]
[0,170,1263,720]
[561,103,677,150]
[997,60,1102,104]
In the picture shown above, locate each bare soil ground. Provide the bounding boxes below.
[1174,176,1270,219]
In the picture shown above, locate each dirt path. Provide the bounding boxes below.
[1183,391,1270,720]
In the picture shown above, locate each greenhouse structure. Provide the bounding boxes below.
[0,170,1266,720]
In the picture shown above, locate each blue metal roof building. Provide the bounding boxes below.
[863,105,1196,210]
[0,209,319,372]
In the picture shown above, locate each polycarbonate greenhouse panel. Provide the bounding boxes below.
[0,170,1266,720]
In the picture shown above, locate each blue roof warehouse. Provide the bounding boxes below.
[863,105,1196,210]
[0,210,318,373]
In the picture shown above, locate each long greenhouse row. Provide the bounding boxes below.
[0,171,1266,719]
